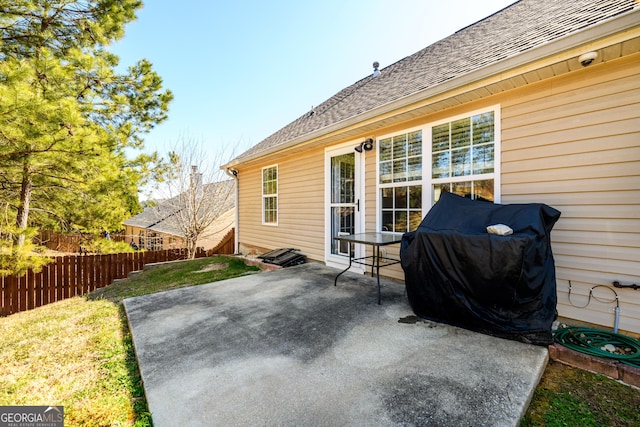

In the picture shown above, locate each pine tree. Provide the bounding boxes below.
[0,1,173,273]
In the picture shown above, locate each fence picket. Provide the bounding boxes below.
[42,263,52,306]
[0,277,4,316]
[16,274,25,313]
[33,269,42,309]
[81,254,88,294]
[7,275,17,316]
[56,257,62,301]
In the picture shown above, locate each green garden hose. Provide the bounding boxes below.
[553,327,640,369]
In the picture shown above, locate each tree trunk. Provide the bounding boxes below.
[15,160,33,246]
[186,236,198,259]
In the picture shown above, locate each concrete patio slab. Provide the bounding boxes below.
[124,262,547,427]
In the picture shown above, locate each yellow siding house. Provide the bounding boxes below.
[223,0,640,335]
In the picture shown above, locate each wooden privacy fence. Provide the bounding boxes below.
[0,248,211,317]
[209,228,235,256]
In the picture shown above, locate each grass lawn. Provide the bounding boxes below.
[521,360,640,427]
[1,255,638,426]
[0,256,260,426]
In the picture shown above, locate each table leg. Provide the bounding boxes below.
[375,245,381,305]
[334,242,354,287]
[371,247,375,277]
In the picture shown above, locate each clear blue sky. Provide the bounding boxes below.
[111,0,516,164]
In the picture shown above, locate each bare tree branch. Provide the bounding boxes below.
[151,134,238,258]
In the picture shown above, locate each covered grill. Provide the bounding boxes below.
[400,191,561,345]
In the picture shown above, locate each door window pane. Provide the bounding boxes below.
[332,207,355,255]
[331,154,354,204]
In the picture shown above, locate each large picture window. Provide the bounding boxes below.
[375,107,498,234]
[378,130,423,233]
[431,111,496,202]
[262,165,278,225]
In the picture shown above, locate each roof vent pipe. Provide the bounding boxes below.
[372,61,380,77]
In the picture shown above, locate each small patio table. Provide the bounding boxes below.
[333,232,403,304]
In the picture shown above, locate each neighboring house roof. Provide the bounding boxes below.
[123,202,178,234]
[123,180,235,238]
[226,0,637,166]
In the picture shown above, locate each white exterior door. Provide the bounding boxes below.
[325,145,364,270]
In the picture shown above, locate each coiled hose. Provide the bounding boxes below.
[553,327,640,369]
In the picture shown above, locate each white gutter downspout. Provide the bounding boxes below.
[225,168,240,254]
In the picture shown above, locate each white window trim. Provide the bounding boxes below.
[375,105,501,233]
[427,105,501,205]
[262,164,278,226]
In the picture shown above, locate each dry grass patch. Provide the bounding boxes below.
[195,262,229,272]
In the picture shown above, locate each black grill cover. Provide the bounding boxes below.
[400,191,561,345]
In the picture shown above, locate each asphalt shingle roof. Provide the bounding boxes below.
[233,0,636,163]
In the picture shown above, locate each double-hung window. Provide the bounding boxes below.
[378,130,423,233]
[431,111,496,202]
[262,165,278,225]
